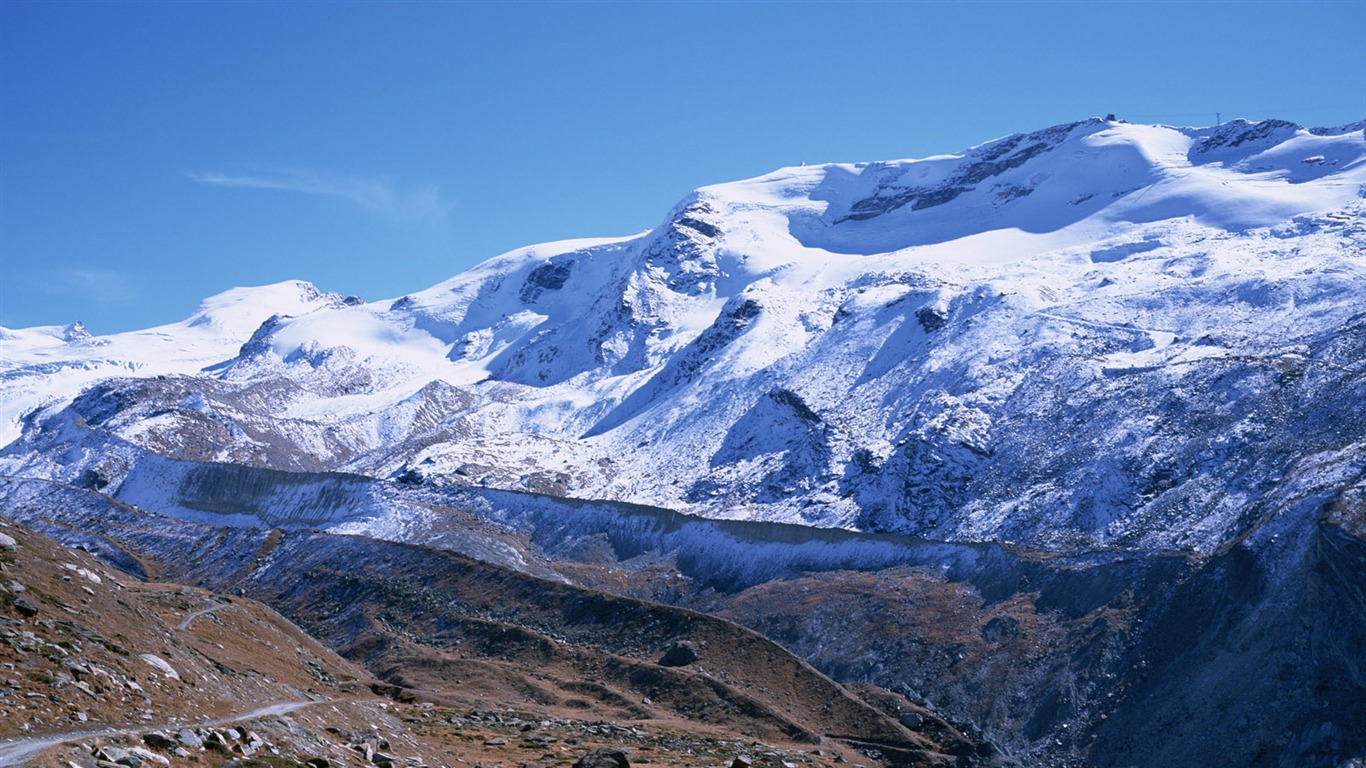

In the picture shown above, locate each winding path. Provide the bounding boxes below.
[0,699,320,766]
[177,602,230,630]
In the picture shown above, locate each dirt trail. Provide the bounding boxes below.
[0,699,323,765]
[177,601,230,629]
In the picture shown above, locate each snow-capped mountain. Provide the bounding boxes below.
[4,117,1365,553]
[4,116,1365,768]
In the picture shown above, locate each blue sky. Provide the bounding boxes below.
[2,0,1363,333]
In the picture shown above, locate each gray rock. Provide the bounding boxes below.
[658,640,698,667]
[981,615,1021,643]
[93,746,129,763]
[143,732,176,750]
[137,654,179,680]
[176,728,203,748]
[125,747,168,766]
[575,748,630,768]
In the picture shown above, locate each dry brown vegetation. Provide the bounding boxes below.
[0,519,978,768]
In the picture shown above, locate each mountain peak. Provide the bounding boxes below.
[185,280,337,335]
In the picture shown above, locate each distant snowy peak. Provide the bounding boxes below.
[0,279,346,445]
[185,279,352,337]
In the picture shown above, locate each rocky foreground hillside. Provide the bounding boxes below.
[0,485,987,767]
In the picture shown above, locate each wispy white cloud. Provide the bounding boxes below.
[188,167,452,223]
[31,267,138,304]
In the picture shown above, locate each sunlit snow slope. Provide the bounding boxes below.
[4,117,1364,552]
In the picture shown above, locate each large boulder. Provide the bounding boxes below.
[657,640,698,667]
[573,747,630,768]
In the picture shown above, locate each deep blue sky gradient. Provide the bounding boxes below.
[3,0,1363,332]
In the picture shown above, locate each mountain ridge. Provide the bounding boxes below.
[2,116,1364,767]
[5,116,1364,552]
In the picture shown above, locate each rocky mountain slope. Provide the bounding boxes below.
[1,116,1364,767]
[0,515,432,768]
[0,517,369,731]
[0,478,986,767]
[9,434,1361,767]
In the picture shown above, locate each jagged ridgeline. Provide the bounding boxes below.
[2,117,1365,767]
